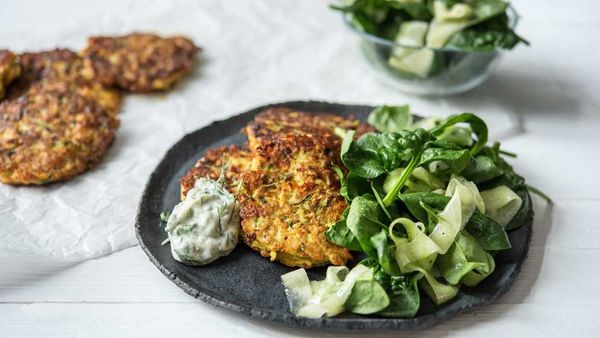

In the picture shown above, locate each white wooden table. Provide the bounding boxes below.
[1,0,599,336]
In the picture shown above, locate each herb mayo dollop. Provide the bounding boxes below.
[164,177,240,265]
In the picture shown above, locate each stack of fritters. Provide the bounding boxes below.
[0,33,200,185]
[180,108,373,268]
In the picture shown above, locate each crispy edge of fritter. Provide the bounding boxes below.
[238,132,352,268]
[81,33,201,92]
[179,145,253,200]
[0,80,120,185]
[0,50,21,100]
[245,107,374,152]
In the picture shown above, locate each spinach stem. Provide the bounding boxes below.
[382,151,421,206]
[371,182,392,221]
[499,149,517,158]
[526,184,553,204]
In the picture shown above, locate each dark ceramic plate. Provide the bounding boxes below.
[135,101,532,331]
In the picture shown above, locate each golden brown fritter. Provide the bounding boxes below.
[0,80,120,185]
[0,49,121,185]
[239,131,352,268]
[0,50,21,100]
[236,108,374,268]
[81,33,200,92]
[179,145,253,200]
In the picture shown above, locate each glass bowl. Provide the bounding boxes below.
[345,6,519,96]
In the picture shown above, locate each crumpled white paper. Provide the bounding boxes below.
[0,0,520,260]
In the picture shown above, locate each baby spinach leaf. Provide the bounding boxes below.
[378,129,435,205]
[342,171,371,201]
[325,208,363,252]
[344,195,400,275]
[370,229,401,275]
[346,194,388,258]
[398,192,450,224]
[360,258,422,318]
[463,155,504,184]
[332,0,432,37]
[368,105,413,133]
[342,133,408,178]
[446,28,528,51]
[437,125,473,146]
[465,211,511,251]
[481,154,524,190]
[379,272,422,318]
[345,279,390,315]
[343,129,432,179]
[418,147,471,174]
[437,230,496,287]
[331,0,391,35]
[431,113,488,156]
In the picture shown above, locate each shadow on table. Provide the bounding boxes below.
[428,70,582,140]
[460,70,580,116]
[0,250,82,296]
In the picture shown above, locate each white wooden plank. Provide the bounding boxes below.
[0,247,191,303]
[1,302,598,338]
[498,135,600,202]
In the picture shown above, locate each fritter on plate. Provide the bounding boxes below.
[0,80,120,185]
[239,131,352,268]
[81,33,200,92]
[179,145,253,200]
[0,50,21,100]
[238,108,375,268]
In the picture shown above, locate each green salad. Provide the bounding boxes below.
[333,0,528,79]
[281,106,544,318]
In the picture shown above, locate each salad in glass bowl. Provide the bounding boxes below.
[333,0,528,95]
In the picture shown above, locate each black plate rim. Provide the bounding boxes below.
[135,100,533,331]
